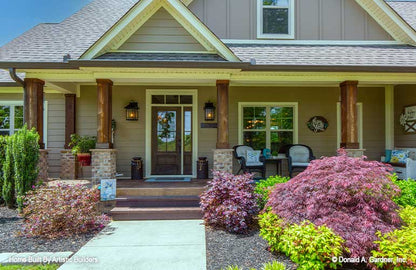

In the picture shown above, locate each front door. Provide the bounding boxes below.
[152,107,181,175]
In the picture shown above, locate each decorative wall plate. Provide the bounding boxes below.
[307,116,329,133]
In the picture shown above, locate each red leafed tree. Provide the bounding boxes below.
[266,149,401,258]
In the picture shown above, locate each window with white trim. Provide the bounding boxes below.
[0,102,24,136]
[258,0,295,39]
[239,103,297,154]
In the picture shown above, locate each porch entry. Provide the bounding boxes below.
[145,90,198,178]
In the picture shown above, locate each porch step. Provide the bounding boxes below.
[116,187,205,197]
[115,196,200,208]
[110,206,203,220]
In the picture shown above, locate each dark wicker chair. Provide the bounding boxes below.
[285,144,315,178]
[233,145,266,178]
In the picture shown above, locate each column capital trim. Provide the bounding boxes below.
[216,80,230,86]
[340,80,359,87]
[96,79,113,85]
[24,78,45,85]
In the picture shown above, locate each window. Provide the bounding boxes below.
[239,103,298,154]
[258,0,295,39]
[0,102,24,136]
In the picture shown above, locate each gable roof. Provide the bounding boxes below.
[386,1,416,31]
[80,0,239,61]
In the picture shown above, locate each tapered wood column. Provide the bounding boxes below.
[340,81,359,149]
[24,78,45,149]
[216,80,230,149]
[96,79,113,149]
[64,94,76,149]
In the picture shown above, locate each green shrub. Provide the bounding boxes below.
[278,221,346,270]
[399,206,416,227]
[69,134,96,155]
[255,176,289,209]
[12,126,39,210]
[262,261,286,270]
[372,207,416,270]
[392,176,416,207]
[259,210,286,252]
[2,136,15,208]
[0,136,6,202]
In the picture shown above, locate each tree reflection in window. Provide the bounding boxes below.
[157,111,177,152]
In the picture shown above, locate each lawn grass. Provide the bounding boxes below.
[0,265,59,270]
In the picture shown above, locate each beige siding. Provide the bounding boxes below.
[188,0,393,40]
[0,93,65,178]
[394,85,416,147]
[118,8,206,52]
[75,85,386,177]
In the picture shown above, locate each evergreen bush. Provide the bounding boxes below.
[2,136,15,208]
[0,136,6,202]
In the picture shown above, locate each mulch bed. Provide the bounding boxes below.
[0,206,97,253]
[206,227,296,270]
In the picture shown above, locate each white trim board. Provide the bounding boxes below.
[336,102,363,150]
[222,39,404,45]
[145,89,198,178]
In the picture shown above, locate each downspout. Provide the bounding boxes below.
[9,68,25,86]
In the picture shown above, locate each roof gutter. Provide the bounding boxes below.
[9,68,25,86]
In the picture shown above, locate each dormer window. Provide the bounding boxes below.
[257,0,295,39]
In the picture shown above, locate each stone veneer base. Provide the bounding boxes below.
[60,150,77,180]
[213,149,233,174]
[37,149,49,182]
[345,149,366,158]
[91,149,117,185]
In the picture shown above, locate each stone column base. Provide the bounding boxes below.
[345,149,366,158]
[91,149,117,185]
[37,149,49,182]
[213,149,233,174]
[60,150,77,179]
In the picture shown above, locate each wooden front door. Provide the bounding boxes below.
[152,107,182,175]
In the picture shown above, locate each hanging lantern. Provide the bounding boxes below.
[125,101,139,121]
[204,102,216,121]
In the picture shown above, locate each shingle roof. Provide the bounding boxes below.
[228,44,416,67]
[0,0,138,62]
[386,1,416,31]
[96,52,226,61]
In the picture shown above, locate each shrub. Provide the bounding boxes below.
[259,210,286,252]
[200,171,259,233]
[266,149,401,259]
[255,176,289,209]
[12,126,39,210]
[2,136,15,208]
[278,221,346,270]
[372,207,416,270]
[392,176,416,207]
[262,261,286,270]
[0,136,6,202]
[21,184,110,239]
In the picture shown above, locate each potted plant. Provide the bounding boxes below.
[69,134,96,166]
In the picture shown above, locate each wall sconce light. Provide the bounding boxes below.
[125,101,139,121]
[204,102,216,121]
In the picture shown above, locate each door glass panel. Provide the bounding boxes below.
[184,110,192,152]
[166,95,179,104]
[180,95,193,104]
[0,106,10,129]
[157,111,177,152]
[152,95,165,104]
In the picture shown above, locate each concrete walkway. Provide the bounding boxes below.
[59,220,206,270]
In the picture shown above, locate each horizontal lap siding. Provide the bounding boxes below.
[395,85,416,147]
[118,8,206,52]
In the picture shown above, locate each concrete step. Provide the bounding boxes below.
[110,206,203,221]
[115,196,200,208]
[116,186,205,197]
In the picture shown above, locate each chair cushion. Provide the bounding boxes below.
[246,150,261,165]
[235,146,253,159]
[391,150,409,164]
[289,145,310,163]
[246,162,264,167]
[292,162,310,167]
